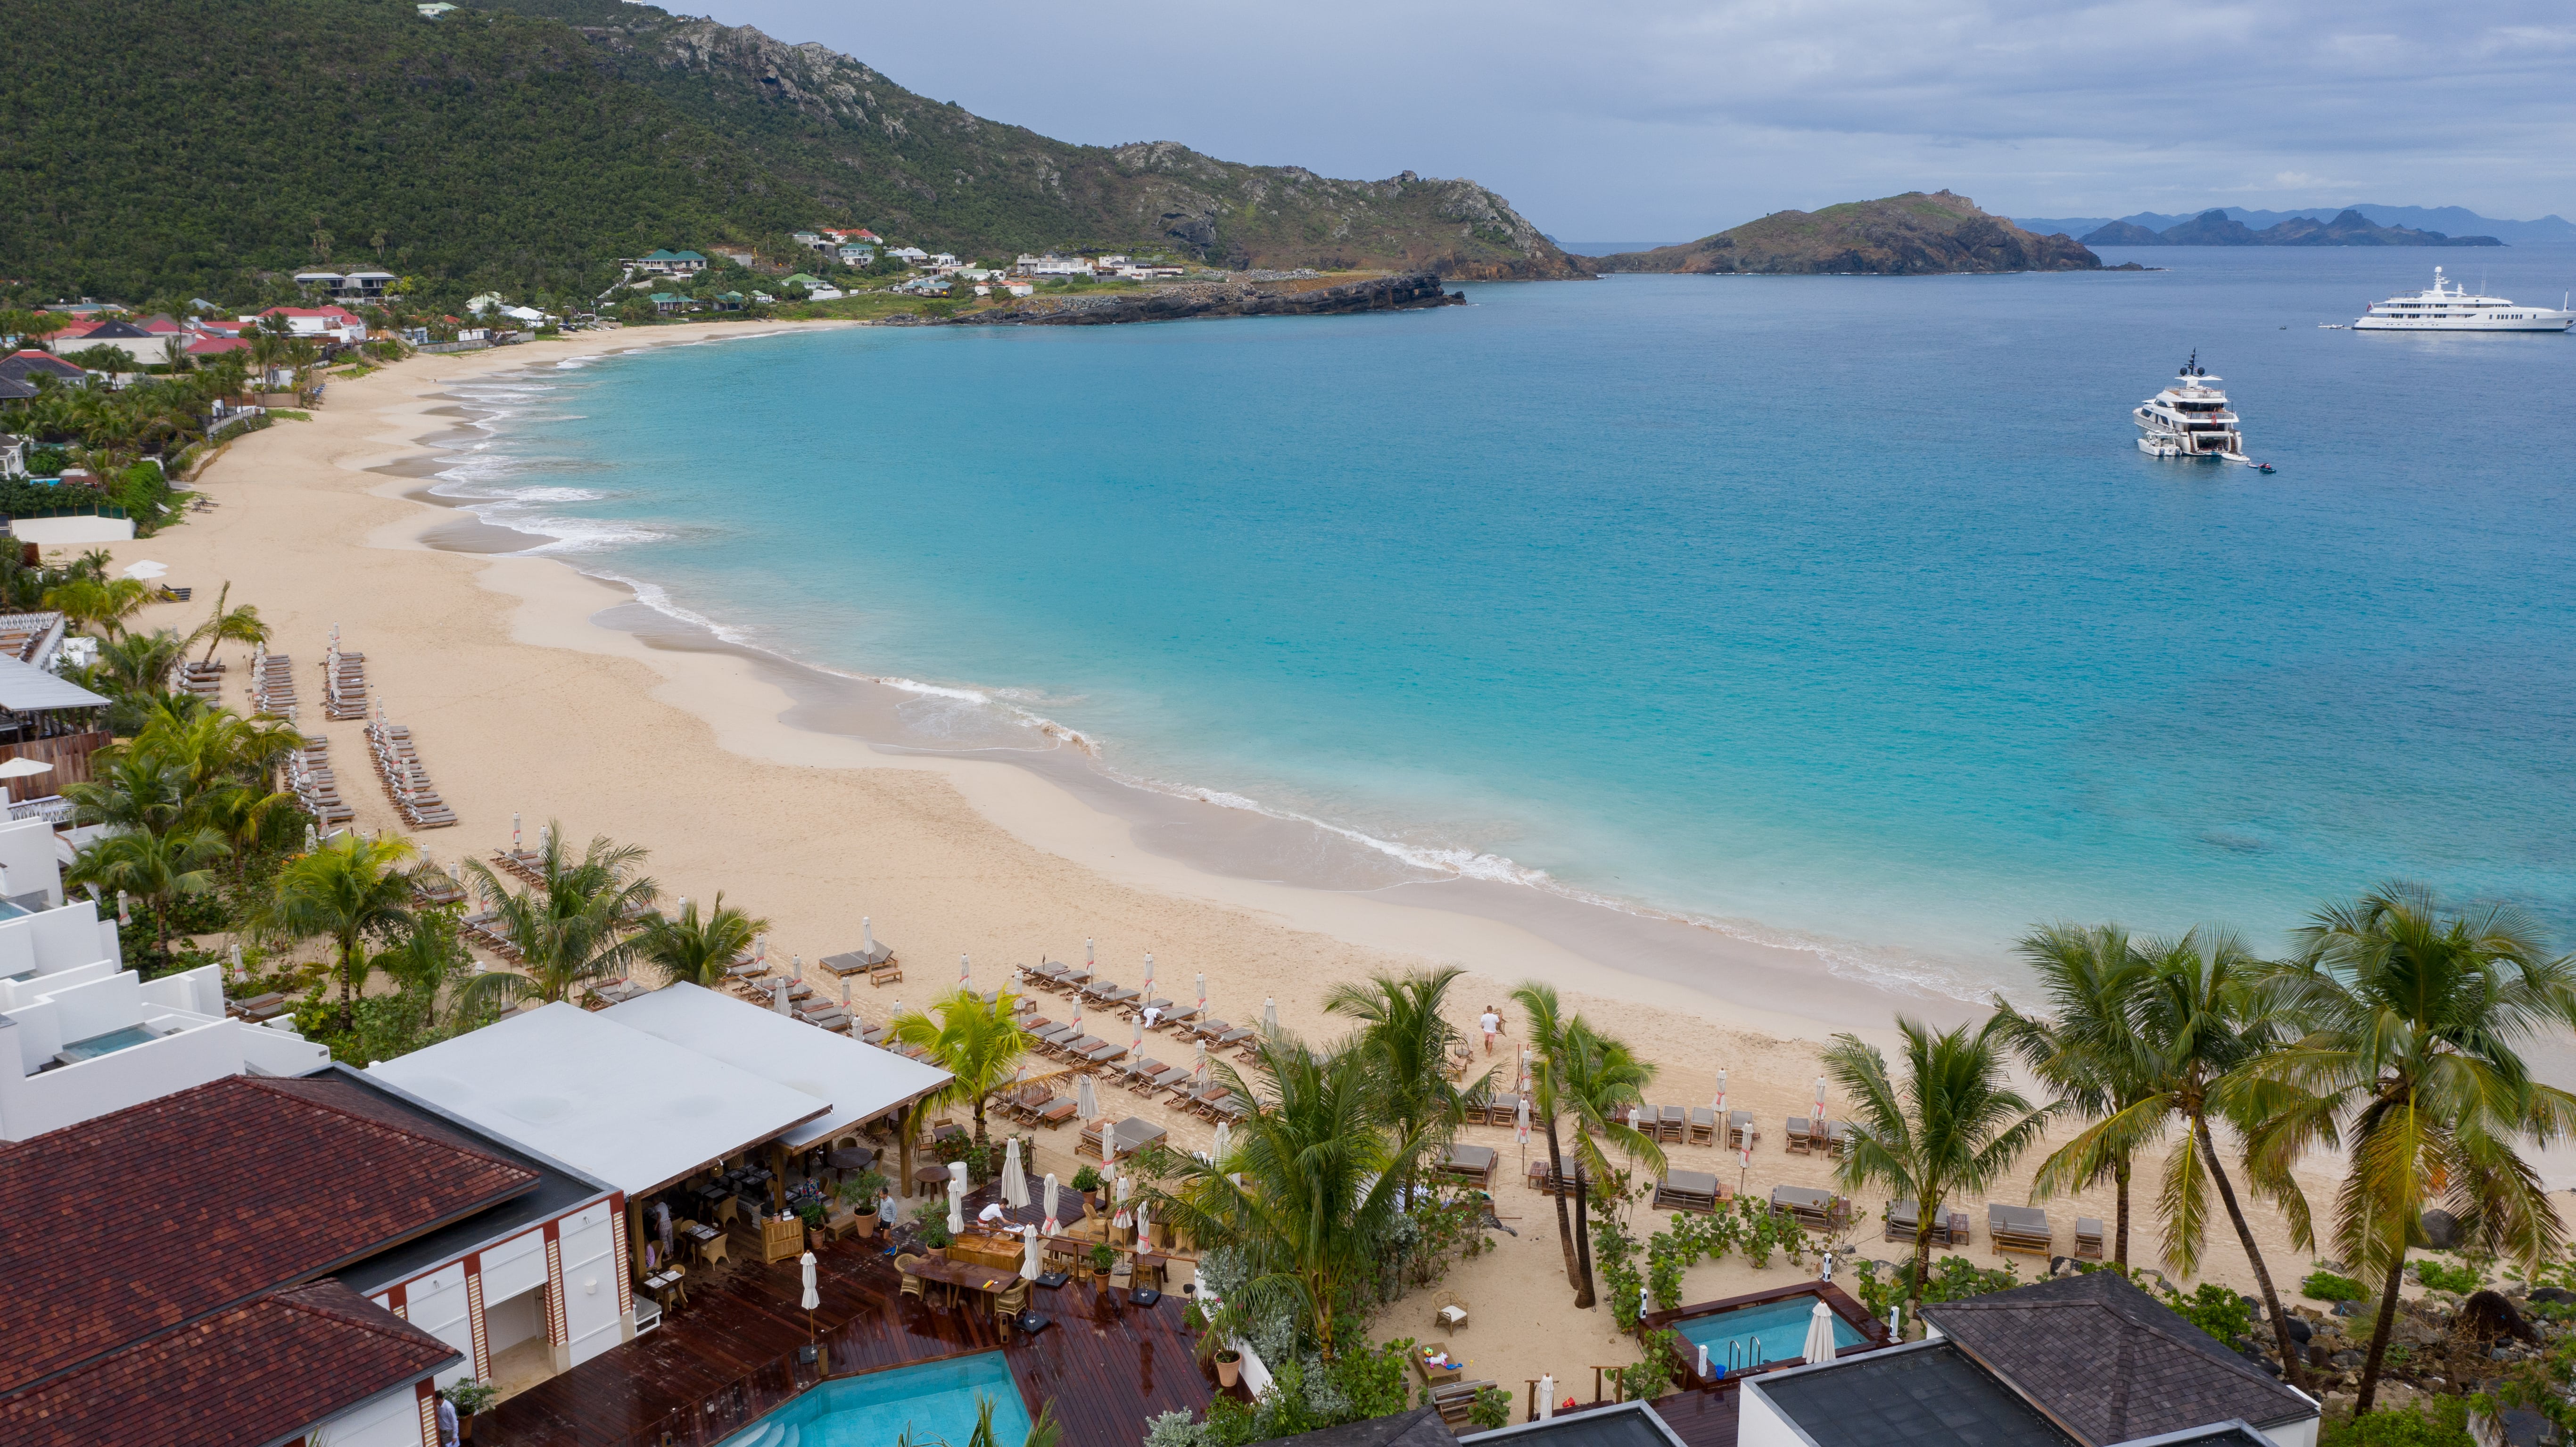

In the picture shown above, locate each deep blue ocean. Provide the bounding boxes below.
[439,247,2576,998]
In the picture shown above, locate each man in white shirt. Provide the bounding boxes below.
[1478,1006,1503,1056]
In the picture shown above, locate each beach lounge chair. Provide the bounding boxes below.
[1786,1116,1814,1156]
[1688,1107,1717,1146]
[1769,1184,1850,1233]
[1436,1143,1498,1189]
[1658,1104,1687,1143]
[1988,1203,2054,1258]
[1885,1199,1968,1246]
[2075,1217,2105,1261]
[1031,1096,1077,1127]
[1141,1066,1192,1096]
[1652,1169,1726,1215]
[1429,1380,1496,1431]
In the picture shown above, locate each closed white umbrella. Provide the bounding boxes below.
[1142,952,1155,991]
[1068,1002,1084,1039]
[1135,1199,1151,1249]
[1263,998,1278,1034]
[512,812,521,849]
[1515,1093,1531,1144]
[1021,1224,1042,1281]
[947,1161,967,1235]
[1085,937,1095,966]
[800,1250,820,1312]
[1714,1068,1727,1117]
[1211,1122,1231,1162]
[1114,1175,1132,1231]
[862,917,874,956]
[1814,1075,1828,1126]
[1130,1014,1144,1054]
[1193,1039,1208,1085]
[961,952,972,986]
[1195,973,1206,1013]
[1538,1375,1555,1421]
[773,978,793,1015]
[1076,1074,1100,1123]
[1003,1137,1031,1208]
[1802,1297,1838,1364]
[1042,1173,1061,1235]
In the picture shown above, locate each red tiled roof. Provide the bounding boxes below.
[0,1280,457,1447]
[186,337,250,354]
[0,1074,537,1397]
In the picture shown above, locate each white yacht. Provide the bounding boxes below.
[2134,354,2261,466]
[2353,268,2573,331]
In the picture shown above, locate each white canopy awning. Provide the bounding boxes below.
[603,983,953,1149]
[368,1002,829,1196]
[0,657,107,712]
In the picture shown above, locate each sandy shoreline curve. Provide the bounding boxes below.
[109,322,2362,1392]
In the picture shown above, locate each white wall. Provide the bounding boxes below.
[0,896,118,980]
[0,1007,329,1141]
[321,1381,430,1447]
[558,1200,625,1367]
[8,517,135,544]
[0,817,63,905]
[1737,1382,1810,1447]
[2267,1415,2320,1447]
[402,1262,477,1386]
[484,1287,545,1355]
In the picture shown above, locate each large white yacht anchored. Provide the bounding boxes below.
[2353,267,2573,331]
[2134,353,2261,466]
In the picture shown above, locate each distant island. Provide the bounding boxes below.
[1594,191,2104,275]
[2073,208,2501,247]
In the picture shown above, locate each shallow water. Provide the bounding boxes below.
[433,247,2576,1001]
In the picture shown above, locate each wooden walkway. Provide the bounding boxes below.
[475,1232,1216,1447]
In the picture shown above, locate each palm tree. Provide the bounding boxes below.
[1148,1033,1430,1359]
[2264,885,2576,1414]
[1826,1017,2050,1334]
[889,987,1029,1151]
[1992,923,2155,1266]
[1554,1020,1663,1309]
[1324,964,1491,1203]
[66,748,190,836]
[184,583,272,665]
[2042,930,2311,1389]
[458,824,658,1013]
[69,825,228,954]
[255,832,422,1031]
[1511,982,1585,1292]
[44,576,152,639]
[636,893,768,987]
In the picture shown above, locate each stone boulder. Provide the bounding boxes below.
[2421,1209,2460,1250]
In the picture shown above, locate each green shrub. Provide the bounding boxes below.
[2304,1270,2369,1302]
[2319,1397,2472,1447]
[1469,1389,1512,1431]
[2414,1259,2481,1294]
[2166,1282,2252,1343]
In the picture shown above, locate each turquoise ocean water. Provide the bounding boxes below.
[436,247,2576,1002]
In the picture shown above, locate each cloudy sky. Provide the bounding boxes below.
[710,0,2576,241]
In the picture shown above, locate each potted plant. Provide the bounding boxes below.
[1214,1348,1242,1389]
[846,1169,888,1240]
[446,1379,498,1440]
[1072,1164,1102,1212]
[1090,1242,1117,1279]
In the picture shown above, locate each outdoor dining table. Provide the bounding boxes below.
[826,1146,879,1174]
[912,1255,1018,1308]
[914,1165,954,1190]
[946,1233,1024,1272]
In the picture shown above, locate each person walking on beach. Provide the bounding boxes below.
[1478,1005,1503,1057]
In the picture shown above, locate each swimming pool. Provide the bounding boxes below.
[1673,1294,1866,1375]
[718,1353,1031,1447]
[57,1025,162,1062]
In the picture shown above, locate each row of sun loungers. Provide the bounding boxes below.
[322,647,368,721]
[175,657,223,700]
[1874,1200,2104,1258]
[460,909,522,963]
[285,733,354,826]
[364,718,455,828]
[251,651,297,716]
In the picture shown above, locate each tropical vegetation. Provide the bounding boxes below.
[457,823,659,1013]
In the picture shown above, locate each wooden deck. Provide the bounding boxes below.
[475,1231,1216,1447]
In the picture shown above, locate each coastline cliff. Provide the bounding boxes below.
[1598,191,2104,275]
[914,272,1465,327]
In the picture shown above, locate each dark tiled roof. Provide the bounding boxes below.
[1921,1273,2316,1443]
[0,352,87,382]
[1756,1340,2079,1447]
[0,376,35,399]
[0,1280,458,1447]
[0,1074,537,1396]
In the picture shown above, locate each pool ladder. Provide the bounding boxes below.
[1724,1335,1762,1374]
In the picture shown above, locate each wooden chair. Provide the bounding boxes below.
[1432,1288,1470,1334]
[895,1252,926,1301]
[993,1281,1030,1339]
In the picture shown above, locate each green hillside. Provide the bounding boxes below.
[0,0,1578,310]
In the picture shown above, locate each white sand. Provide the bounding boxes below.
[119,327,2348,1398]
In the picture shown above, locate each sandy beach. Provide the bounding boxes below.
[117,324,2352,1399]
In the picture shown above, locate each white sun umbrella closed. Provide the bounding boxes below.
[1002,1137,1031,1209]
[1075,1073,1100,1124]
[1195,973,1207,1014]
[1114,1174,1132,1230]
[1067,1000,1084,1040]
[1538,1375,1555,1421]
[1042,1173,1061,1235]
[1142,952,1155,991]
[1085,938,1095,966]
[861,917,875,955]
[1713,1068,1727,1117]
[1130,1013,1144,1055]
[947,1161,968,1235]
[961,952,972,986]
[1135,1199,1151,1250]
[1211,1121,1231,1162]
[1802,1297,1838,1365]
[1193,1039,1208,1085]
[1021,1224,1042,1281]
[1263,998,1278,1035]
[773,977,793,1015]
[1814,1075,1828,1125]
[800,1250,820,1314]
[1515,1093,1531,1144]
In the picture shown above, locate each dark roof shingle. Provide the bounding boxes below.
[0,1073,537,1397]
[1921,1273,2315,1443]
[0,1280,458,1447]
[1756,1340,2079,1447]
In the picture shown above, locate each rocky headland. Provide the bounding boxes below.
[1598,191,2106,275]
[917,271,1464,327]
